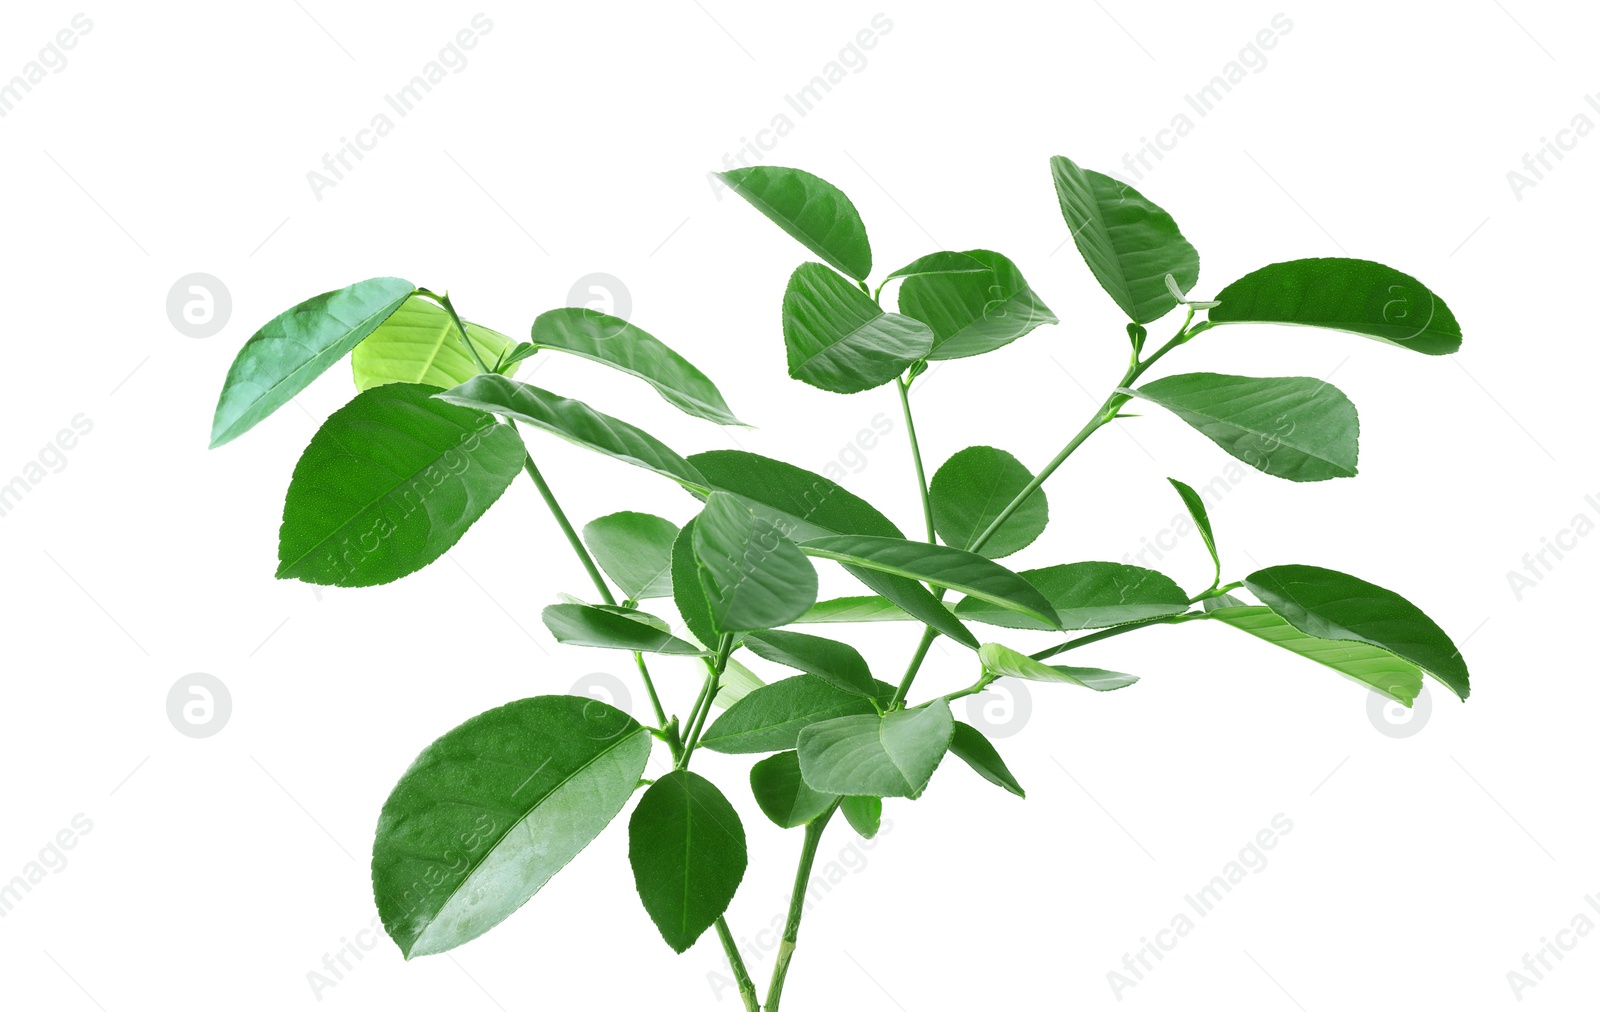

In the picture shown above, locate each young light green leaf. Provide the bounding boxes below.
[881,250,990,284]
[1209,258,1462,355]
[542,603,707,656]
[796,699,955,799]
[1050,156,1199,324]
[1126,372,1359,482]
[436,374,707,487]
[750,751,838,828]
[372,695,650,958]
[897,249,1057,361]
[211,276,415,447]
[1202,591,1247,611]
[628,770,747,954]
[742,629,877,698]
[793,596,913,624]
[714,656,765,710]
[1167,477,1220,587]
[671,518,719,648]
[277,383,525,587]
[930,446,1049,559]
[949,721,1025,798]
[840,795,882,838]
[529,308,744,425]
[718,165,872,280]
[1207,605,1424,705]
[694,492,819,632]
[979,643,1139,691]
[582,512,679,602]
[701,674,878,755]
[955,561,1189,631]
[351,295,518,393]
[1245,565,1470,699]
[783,263,933,394]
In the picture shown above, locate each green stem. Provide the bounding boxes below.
[680,634,734,765]
[1029,610,1209,662]
[420,288,492,374]
[715,916,760,1012]
[896,376,936,543]
[766,804,838,1012]
[889,625,938,709]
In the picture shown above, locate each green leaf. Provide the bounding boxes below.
[714,656,765,709]
[718,165,872,280]
[881,251,990,284]
[529,308,743,425]
[1203,591,1247,611]
[582,512,679,602]
[979,643,1139,691]
[351,295,518,393]
[495,341,539,373]
[542,603,707,656]
[949,721,1025,798]
[1207,605,1424,705]
[742,629,877,697]
[693,492,819,633]
[671,518,719,648]
[1209,258,1462,355]
[800,535,1059,630]
[1125,372,1359,482]
[1244,565,1470,700]
[628,770,747,953]
[372,695,650,958]
[436,374,706,487]
[897,249,1057,360]
[701,674,878,755]
[794,595,913,624]
[211,276,414,447]
[1050,155,1199,324]
[277,383,525,587]
[1167,477,1220,587]
[750,751,838,828]
[930,445,1049,559]
[840,795,882,838]
[783,263,932,394]
[955,561,1189,631]
[796,700,954,799]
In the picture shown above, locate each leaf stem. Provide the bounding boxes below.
[765,803,838,1011]
[896,376,936,544]
[715,916,761,1012]
[1029,610,1210,662]
[419,288,492,375]
[680,634,734,765]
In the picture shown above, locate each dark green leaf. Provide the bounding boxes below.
[693,492,819,632]
[796,700,954,799]
[1167,477,1220,586]
[897,249,1057,360]
[979,643,1139,691]
[742,629,877,697]
[211,277,415,447]
[949,721,1025,798]
[701,675,878,755]
[1209,258,1461,355]
[930,445,1049,559]
[542,603,706,656]
[718,165,872,280]
[583,512,679,602]
[687,449,903,541]
[372,695,650,957]
[671,518,719,648]
[1208,605,1423,705]
[1244,565,1469,699]
[628,771,746,953]
[840,795,882,838]
[881,251,989,284]
[1126,372,1359,482]
[955,561,1189,631]
[783,263,932,393]
[277,383,525,587]
[351,295,518,393]
[750,751,838,828]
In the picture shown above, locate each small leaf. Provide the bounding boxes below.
[750,751,838,828]
[372,695,650,958]
[930,446,1049,559]
[583,512,679,602]
[1209,258,1461,355]
[1244,565,1469,699]
[211,276,414,447]
[796,700,954,799]
[881,251,989,284]
[794,596,913,624]
[742,629,877,698]
[1050,155,1199,324]
[897,249,1057,360]
[979,643,1139,691]
[955,561,1189,631]
[628,771,747,953]
[277,383,526,587]
[1126,372,1359,482]
[840,795,882,838]
[1207,605,1423,705]
[718,165,872,280]
[701,675,879,755]
[351,295,518,392]
[542,603,706,656]
[671,518,719,648]
[1166,477,1220,586]
[530,308,743,425]
[949,721,1025,797]
[693,492,819,633]
[783,263,932,394]
[714,656,766,709]
[436,374,707,487]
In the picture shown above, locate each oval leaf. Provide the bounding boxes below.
[701,674,878,755]
[840,795,883,838]
[881,250,990,283]
[352,295,517,393]
[955,561,1189,631]
[582,511,679,602]
[979,643,1139,691]
[718,165,872,280]
[628,770,747,953]
[949,721,1025,798]
[897,249,1057,361]
[1207,605,1423,705]
[694,492,819,632]
[750,751,838,828]
[930,445,1049,558]
[742,629,877,697]
[542,603,706,656]
[783,263,932,394]
[687,449,903,541]
[796,700,955,799]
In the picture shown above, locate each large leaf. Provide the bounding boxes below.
[693,492,818,632]
[1207,605,1424,705]
[1050,155,1199,324]
[211,276,414,447]
[978,643,1139,691]
[277,383,525,587]
[742,629,877,697]
[930,445,1049,559]
[700,674,878,755]
[671,518,718,648]
[949,721,1025,798]
[881,250,990,284]
[800,535,1059,630]
[1209,258,1461,355]
[783,263,932,394]
[530,307,743,425]
[955,561,1190,631]
[687,449,903,541]
[372,695,650,957]
[897,249,1057,361]
[1245,565,1470,700]
[1167,477,1220,586]
[582,511,679,602]
[628,771,746,953]
[718,165,872,280]
[351,295,517,392]
[542,603,706,656]
[750,751,837,828]
[436,374,706,487]
[796,700,954,799]
[1126,372,1359,482]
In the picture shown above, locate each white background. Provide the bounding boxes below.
[1,1,1594,1009]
